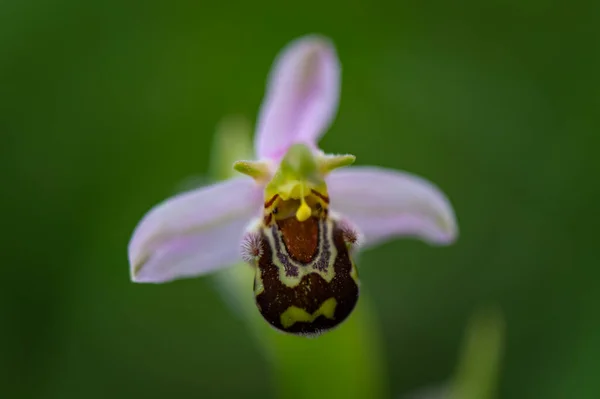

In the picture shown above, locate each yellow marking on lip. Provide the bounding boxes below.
[254,267,265,295]
[280,297,337,329]
[350,261,359,284]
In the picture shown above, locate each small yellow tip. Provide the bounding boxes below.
[296,201,312,222]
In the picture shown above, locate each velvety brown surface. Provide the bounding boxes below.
[255,219,359,335]
[276,217,319,264]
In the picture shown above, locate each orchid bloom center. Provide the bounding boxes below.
[235,143,356,222]
[265,144,327,222]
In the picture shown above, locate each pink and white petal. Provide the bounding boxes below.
[255,35,340,161]
[327,166,458,248]
[128,177,263,283]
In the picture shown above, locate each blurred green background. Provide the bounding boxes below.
[2,0,599,398]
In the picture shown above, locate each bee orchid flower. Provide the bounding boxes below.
[128,35,458,336]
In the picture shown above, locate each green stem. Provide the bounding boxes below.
[450,306,505,399]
